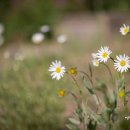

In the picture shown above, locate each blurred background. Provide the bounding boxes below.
[0,0,130,130]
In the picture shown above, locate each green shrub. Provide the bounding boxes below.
[0,57,65,130]
[1,0,59,41]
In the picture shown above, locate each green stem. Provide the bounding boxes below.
[110,56,115,63]
[106,124,113,130]
[123,86,128,110]
[78,70,102,108]
[101,63,115,86]
[72,76,82,95]
[66,72,82,95]
[78,70,93,86]
[119,74,128,110]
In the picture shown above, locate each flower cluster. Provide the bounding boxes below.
[31,25,67,44]
[48,46,130,81]
[31,25,52,44]
[91,46,130,73]
[48,23,130,130]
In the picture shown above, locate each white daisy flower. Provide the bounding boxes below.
[96,46,112,63]
[92,59,99,67]
[40,25,50,33]
[57,35,67,44]
[114,54,130,73]
[31,33,45,44]
[125,116,130,120]
[120,24,129,35]
[48,60,66,80]
[91,53,97,59]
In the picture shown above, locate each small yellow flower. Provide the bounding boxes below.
[92,59,99,67]
[68,68,77,75]
[58,89,65,97]
[118,89,125,98]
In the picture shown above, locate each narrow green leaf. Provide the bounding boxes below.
[83,76,94,94]
[66,123,78,130]
[69,118,80,125]
[87,120,97,130]
[89,63,93,78]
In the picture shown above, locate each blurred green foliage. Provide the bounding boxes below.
[62,0,86,12]
[0,0,59,41]
[64,0,130,12]
[1,0,130,41]
[0,56,65,130]
[85,0,130,11]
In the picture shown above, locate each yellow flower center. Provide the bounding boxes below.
[102,52,108,58]
[124,28,129,33]
[118,90,125,98]
[95,61,99,65]
[69,68,77,75]
[93,61,99,67]
[58,90,65,97]
[120,60,126,67]
[56,67,61,73]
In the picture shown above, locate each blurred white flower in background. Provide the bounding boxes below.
[0,23,4,35]
[57,34,67,44]
[14,53,24,61]
[120,24,129,35]
[40,25,50,33]
[125,116,130,120]
[31,33,45,44]
[3,51,10,59]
